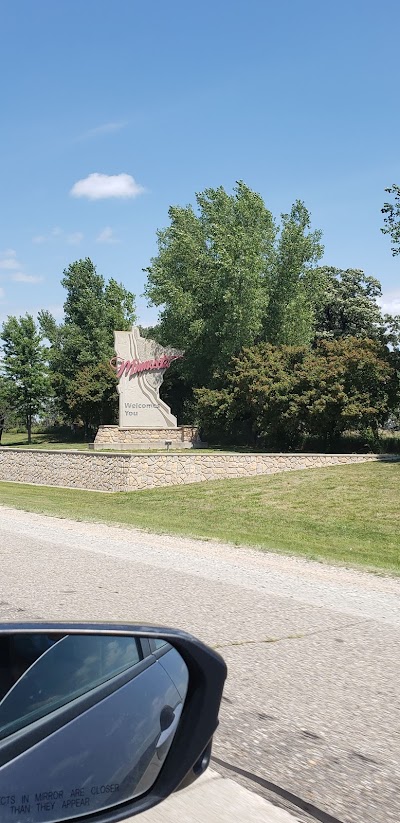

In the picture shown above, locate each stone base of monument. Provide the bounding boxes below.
[93,425,206,451]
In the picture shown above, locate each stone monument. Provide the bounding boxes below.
[94,327,202,450]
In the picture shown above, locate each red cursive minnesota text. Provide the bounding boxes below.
[110,354,183,379]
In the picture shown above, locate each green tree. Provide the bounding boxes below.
[144,181,277,389]
[381,184,400,256]
[145,187,324,412]
[65,363,119,431]
[1,315,50,444]
[386,314,400,349]
[264,201,324,345]
[0,375,17,443]
[196,344,305,447]
[297,338,397,445]
[196,338,397,449]
[313,268,386,340]
[40,259,136,435]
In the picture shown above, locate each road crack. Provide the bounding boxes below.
[213,618,367,650]
[214,633,304,649]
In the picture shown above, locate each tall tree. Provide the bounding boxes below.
[0,375,16,443]
[264,201,324,345]
[1,315,49,444]
[381,184,400,256]
[40,259,136,435]
[313,268,386,340]
[144,181,277,388]
[64,363,120,431]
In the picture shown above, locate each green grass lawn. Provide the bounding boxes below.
[0,433,90,450]
[0,462,398,573]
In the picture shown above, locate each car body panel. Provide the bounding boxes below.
[0,647,189,823]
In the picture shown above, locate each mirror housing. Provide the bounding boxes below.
[0,622,227,822]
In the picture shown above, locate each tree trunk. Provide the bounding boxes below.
[323,429,331,452]
[0,416,4,444]
[27,414,32,445]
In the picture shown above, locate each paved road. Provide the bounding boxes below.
[0,505,399,823]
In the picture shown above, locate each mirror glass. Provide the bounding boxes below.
[0,632,189,822]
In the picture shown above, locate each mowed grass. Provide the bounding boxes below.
[1,433,89,450]
[0,461,399,572]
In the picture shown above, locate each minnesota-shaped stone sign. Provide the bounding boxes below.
[110,327,184,428]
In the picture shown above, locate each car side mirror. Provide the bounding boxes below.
[0,623,227,822]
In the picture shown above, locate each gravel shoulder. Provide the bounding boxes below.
[0,505,398,624]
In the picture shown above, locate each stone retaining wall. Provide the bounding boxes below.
[0,448,397,493]
[94,425,202,450]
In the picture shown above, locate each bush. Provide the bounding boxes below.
[195,338,399,450]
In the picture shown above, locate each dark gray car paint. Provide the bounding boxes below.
[0,652,189,823]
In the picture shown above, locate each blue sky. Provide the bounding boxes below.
[0,0,399,328]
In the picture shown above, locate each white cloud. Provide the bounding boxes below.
[12,273,44,284]
[0,249,20,270]
[78,122,126,140]
[0,249,42,285]
[66,232,84,245]
[96,226,118,244]
[32,228,83,245]
[379,290,400,316]
[70,172,145,200]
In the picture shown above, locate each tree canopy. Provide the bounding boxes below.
[145,181,277,386]
[0,314,50,443]
[196,338,398,449]
[264,200,324,345]
[313,268,386,340]
[40,258,136,434]
[145,182,326,416]
[381,184,400,256]
[0,375,16,443]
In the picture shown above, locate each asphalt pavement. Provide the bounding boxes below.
[0,505,399,823]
